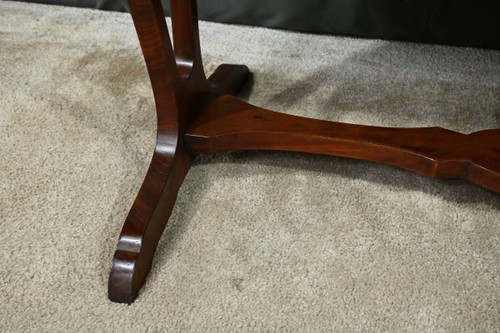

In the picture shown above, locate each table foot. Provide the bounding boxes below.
[108,149,193,303]
[208,64,250,95]
[109,0,499,304]
[108,0,250,303]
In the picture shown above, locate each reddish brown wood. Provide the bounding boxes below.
[108,0,248,304]
[185,94,500,192]
[110,0,499,304]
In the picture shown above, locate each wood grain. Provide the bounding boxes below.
[185,94,500,192]
[108,0,248,303]
[109,0,498,303]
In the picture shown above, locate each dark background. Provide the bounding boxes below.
[12,0,500,49]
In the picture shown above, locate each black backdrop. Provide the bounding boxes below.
[14,0,500,50]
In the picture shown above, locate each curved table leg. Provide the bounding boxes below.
[110,0,499,304]
[108,69,249,304]
[108,149,193,303]
[108,0,249,304]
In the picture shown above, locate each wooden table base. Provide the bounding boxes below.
[108,0,500,303]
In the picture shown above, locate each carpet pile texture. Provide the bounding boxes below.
[1,2,499,331]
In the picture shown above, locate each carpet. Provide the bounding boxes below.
[1,1,499,331]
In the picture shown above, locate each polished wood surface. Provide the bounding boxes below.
[108,0,248,303]
[185,94,500,192]
[109,0,500,303]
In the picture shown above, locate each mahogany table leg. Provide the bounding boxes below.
[185,94,500,193]
[109,0,499,304]
[108,0,248,303]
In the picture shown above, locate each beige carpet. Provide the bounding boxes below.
[1,1,499,331]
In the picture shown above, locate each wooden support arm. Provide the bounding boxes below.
[108,0,499,304]
[185,94,500,192]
